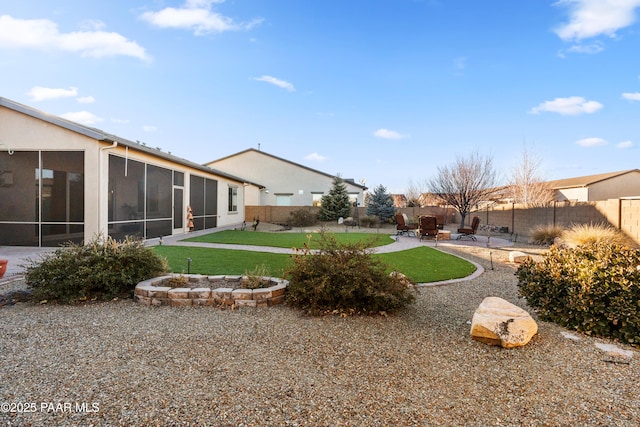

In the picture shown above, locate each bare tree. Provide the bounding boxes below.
[428,151,499,228]
[405,179,426,207]
[509,145,554,206]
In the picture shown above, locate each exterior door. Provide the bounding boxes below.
[173,186,184,234]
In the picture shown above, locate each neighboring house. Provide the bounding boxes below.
[391,194,407,208]
[205,148,367,207]
[0,97,260,247]
[548,169,640,202]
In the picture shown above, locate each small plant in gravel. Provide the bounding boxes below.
[284,232,415,315]
[516,242,640,344]
[166,274,189,287]
[24,235,167,303]
[557,223,635,248]
[242,263,273,289]
[530,224,564,245]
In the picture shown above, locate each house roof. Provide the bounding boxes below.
[547,169,640,190]
[0,97,263,188]
[208,148,368,190]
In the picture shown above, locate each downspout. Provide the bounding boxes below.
[98,141,118,238]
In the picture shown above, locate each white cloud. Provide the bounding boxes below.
[565,41,604,54]
[373,128,410,140]
[253,75,295,91]
[576,137,608,147]
[142,125,157,132]
[304,152,328,162]
[617,140,634,148]
[140,0,262,35]
[79,19,107,31]
[26,86,78,101]
[622,92,640,101]
[529,96,603,115]
[77,96,95,104]
[0,15,150,61]
[554,0,640,41]
[60,111,103,126]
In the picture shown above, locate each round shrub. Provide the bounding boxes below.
[359,215,380,228]
[516,242,640,344]
[288,208,318,229]
[284,233,415,315]
[25,235,167,303]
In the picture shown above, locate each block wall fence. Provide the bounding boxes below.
[245,199,640,244]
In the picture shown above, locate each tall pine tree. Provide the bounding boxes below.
[318,176,352,221]
[366,184,395,222]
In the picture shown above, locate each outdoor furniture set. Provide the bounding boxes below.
[396,213,480,241]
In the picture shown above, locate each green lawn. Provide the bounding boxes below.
[153,245,476,284]
[183,230,393,249]
[377,246,476,282]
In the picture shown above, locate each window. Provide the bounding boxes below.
[146,164,172,218]
[0,150,84,246]
[312,193,323,207]
[275,194,292,206]
[108,155,173,240]
[189,175,218,231]
[228,186,238,212]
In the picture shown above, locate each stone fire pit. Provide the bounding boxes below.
[134,274,288,308]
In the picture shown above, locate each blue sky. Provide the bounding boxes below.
[1,0,639,193]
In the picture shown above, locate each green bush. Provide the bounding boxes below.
[25,235,167,303]
[284,233,415,315]
[288,208,318,228]
[530,224,564,245]
[516,242,640,344]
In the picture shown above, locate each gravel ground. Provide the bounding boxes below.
[0,241,638,426]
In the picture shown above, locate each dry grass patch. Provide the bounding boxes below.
[558,223,636,248]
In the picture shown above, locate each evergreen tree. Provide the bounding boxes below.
[318,176,352,221]
[366,184,395,222]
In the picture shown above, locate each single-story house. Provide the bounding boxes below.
[0,96,261,247]
[205,148,367,207]
[548,169,640,202]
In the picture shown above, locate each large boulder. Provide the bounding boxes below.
[508,251,530,263]
[470,297,538,348]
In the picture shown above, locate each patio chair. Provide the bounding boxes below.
[395,213,417,236]
[457,216,480,241]
[418,215,439,241]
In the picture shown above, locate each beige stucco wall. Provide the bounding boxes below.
[589,173,640,201]
[1,105,102,242]
[1,104,246,243]
[207,150,365,206]
[554,172,640,202]
[243,184,262,206]
[106,146,247,231]
[555,187,589,202]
